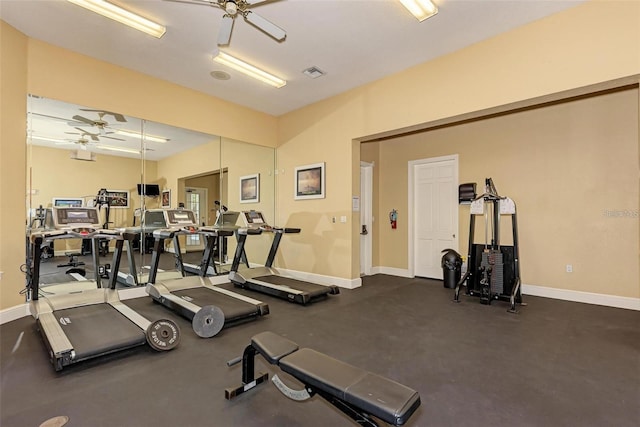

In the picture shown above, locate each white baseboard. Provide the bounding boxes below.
[278,268,361,289]
[522,283,640,311]
[0,304,30,324]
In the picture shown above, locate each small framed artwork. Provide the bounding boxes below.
[295,162,325,200]
[105,190,129,208]
[161,189,171,208]
[240,174,260,203]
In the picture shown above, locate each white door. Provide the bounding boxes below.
[360,162,373,276]
[410,156,458,279]
[184,187,207,250]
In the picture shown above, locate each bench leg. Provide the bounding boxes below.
[225,344,268,400]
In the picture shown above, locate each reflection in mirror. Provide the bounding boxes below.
[25,95,220,294]
[27,95,143,295]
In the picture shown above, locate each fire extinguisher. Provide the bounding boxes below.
[389,209,398,229]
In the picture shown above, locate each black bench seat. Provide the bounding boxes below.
[226,331,421,426]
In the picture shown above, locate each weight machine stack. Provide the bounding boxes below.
[454,178,523,313]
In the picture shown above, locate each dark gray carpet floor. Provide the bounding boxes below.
[1,275,639,427]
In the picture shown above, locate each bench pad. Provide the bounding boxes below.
[252,331,299,364]
[279,348,420,426]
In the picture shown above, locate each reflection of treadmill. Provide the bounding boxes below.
[28,207,180,371]
[145,209,269,338]
[228,211,340,305]
[117,209,185,286]
[182,210,249,277]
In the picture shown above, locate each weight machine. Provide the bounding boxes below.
[454,178,523,313]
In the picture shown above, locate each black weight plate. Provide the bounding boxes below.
[146,319,181,351]
[192,305,225,338]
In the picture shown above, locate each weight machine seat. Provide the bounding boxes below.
[251,332,420,426]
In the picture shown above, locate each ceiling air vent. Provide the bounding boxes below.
[302,66,326,79]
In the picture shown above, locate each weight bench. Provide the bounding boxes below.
[225,331,421,426]
[57,252,86,276]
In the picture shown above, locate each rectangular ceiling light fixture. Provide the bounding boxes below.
[67,0,166,38]
[115,129,169,143]
[399,0,438,22]
[213,52,286,88]
[97,145,141,155]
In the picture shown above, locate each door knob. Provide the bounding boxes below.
[361,225,368,235]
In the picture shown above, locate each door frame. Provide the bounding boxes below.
[360,161,373,276]
[407,154,459,278]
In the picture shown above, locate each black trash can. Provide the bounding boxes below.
[441,249,462,289]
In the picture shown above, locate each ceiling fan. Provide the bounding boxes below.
[69,109,127,135]
[55,136,93,149]
[65,127,125,142]
[169,0,286,46]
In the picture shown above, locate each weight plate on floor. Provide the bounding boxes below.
[192,305,225,338]
[146,319,181,351]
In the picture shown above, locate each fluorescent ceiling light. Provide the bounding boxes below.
[213,52,286,89]
[67,0,166,38]
[97,145,141,154]
[399,0,438,22]
[115,129,169,143]
[30,135,67,143]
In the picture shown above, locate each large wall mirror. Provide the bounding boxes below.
[26,94,275,292]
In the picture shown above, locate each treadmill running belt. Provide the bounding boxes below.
[254,275,331,297]
[172,288,260,321]
[53,304,146,361]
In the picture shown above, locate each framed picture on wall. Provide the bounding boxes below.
[105,190,129,208]
[161,189,171,208]
[294,162,325,200]
[240,174,260,203]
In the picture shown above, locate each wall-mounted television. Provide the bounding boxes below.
[137,184,161,197]
[52,198,84,208]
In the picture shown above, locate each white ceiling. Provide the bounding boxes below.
[1,0,584,117]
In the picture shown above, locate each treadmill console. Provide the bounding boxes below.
[163,209,198,232]
[53,207,101,231]
[242,211,272,231]
[143,210,168,228]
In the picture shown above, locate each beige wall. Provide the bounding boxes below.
[1,22,28,308]
[370,88,638,297]
[276,1,639,294]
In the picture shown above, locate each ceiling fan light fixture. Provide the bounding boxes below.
[213,52,286,88]
[399,0,438,22]
[225,0,238,16]
[66,0,166,38]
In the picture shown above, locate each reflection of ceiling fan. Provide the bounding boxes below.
[56,137,93,149]
[69,109,127,134]
[169,0,286,46]
[65,127,125,142]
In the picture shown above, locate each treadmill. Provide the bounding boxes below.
[145,209,269,338]
[116,209,184,286]
[182,210,250,277]
[228,211,340,305]
[28,206,181,371]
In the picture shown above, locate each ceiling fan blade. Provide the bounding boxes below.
[217,15,234,46]
[244,11,286,41]
[72,115,96,126]
[79,109,127,123]
[102,135,126,142]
